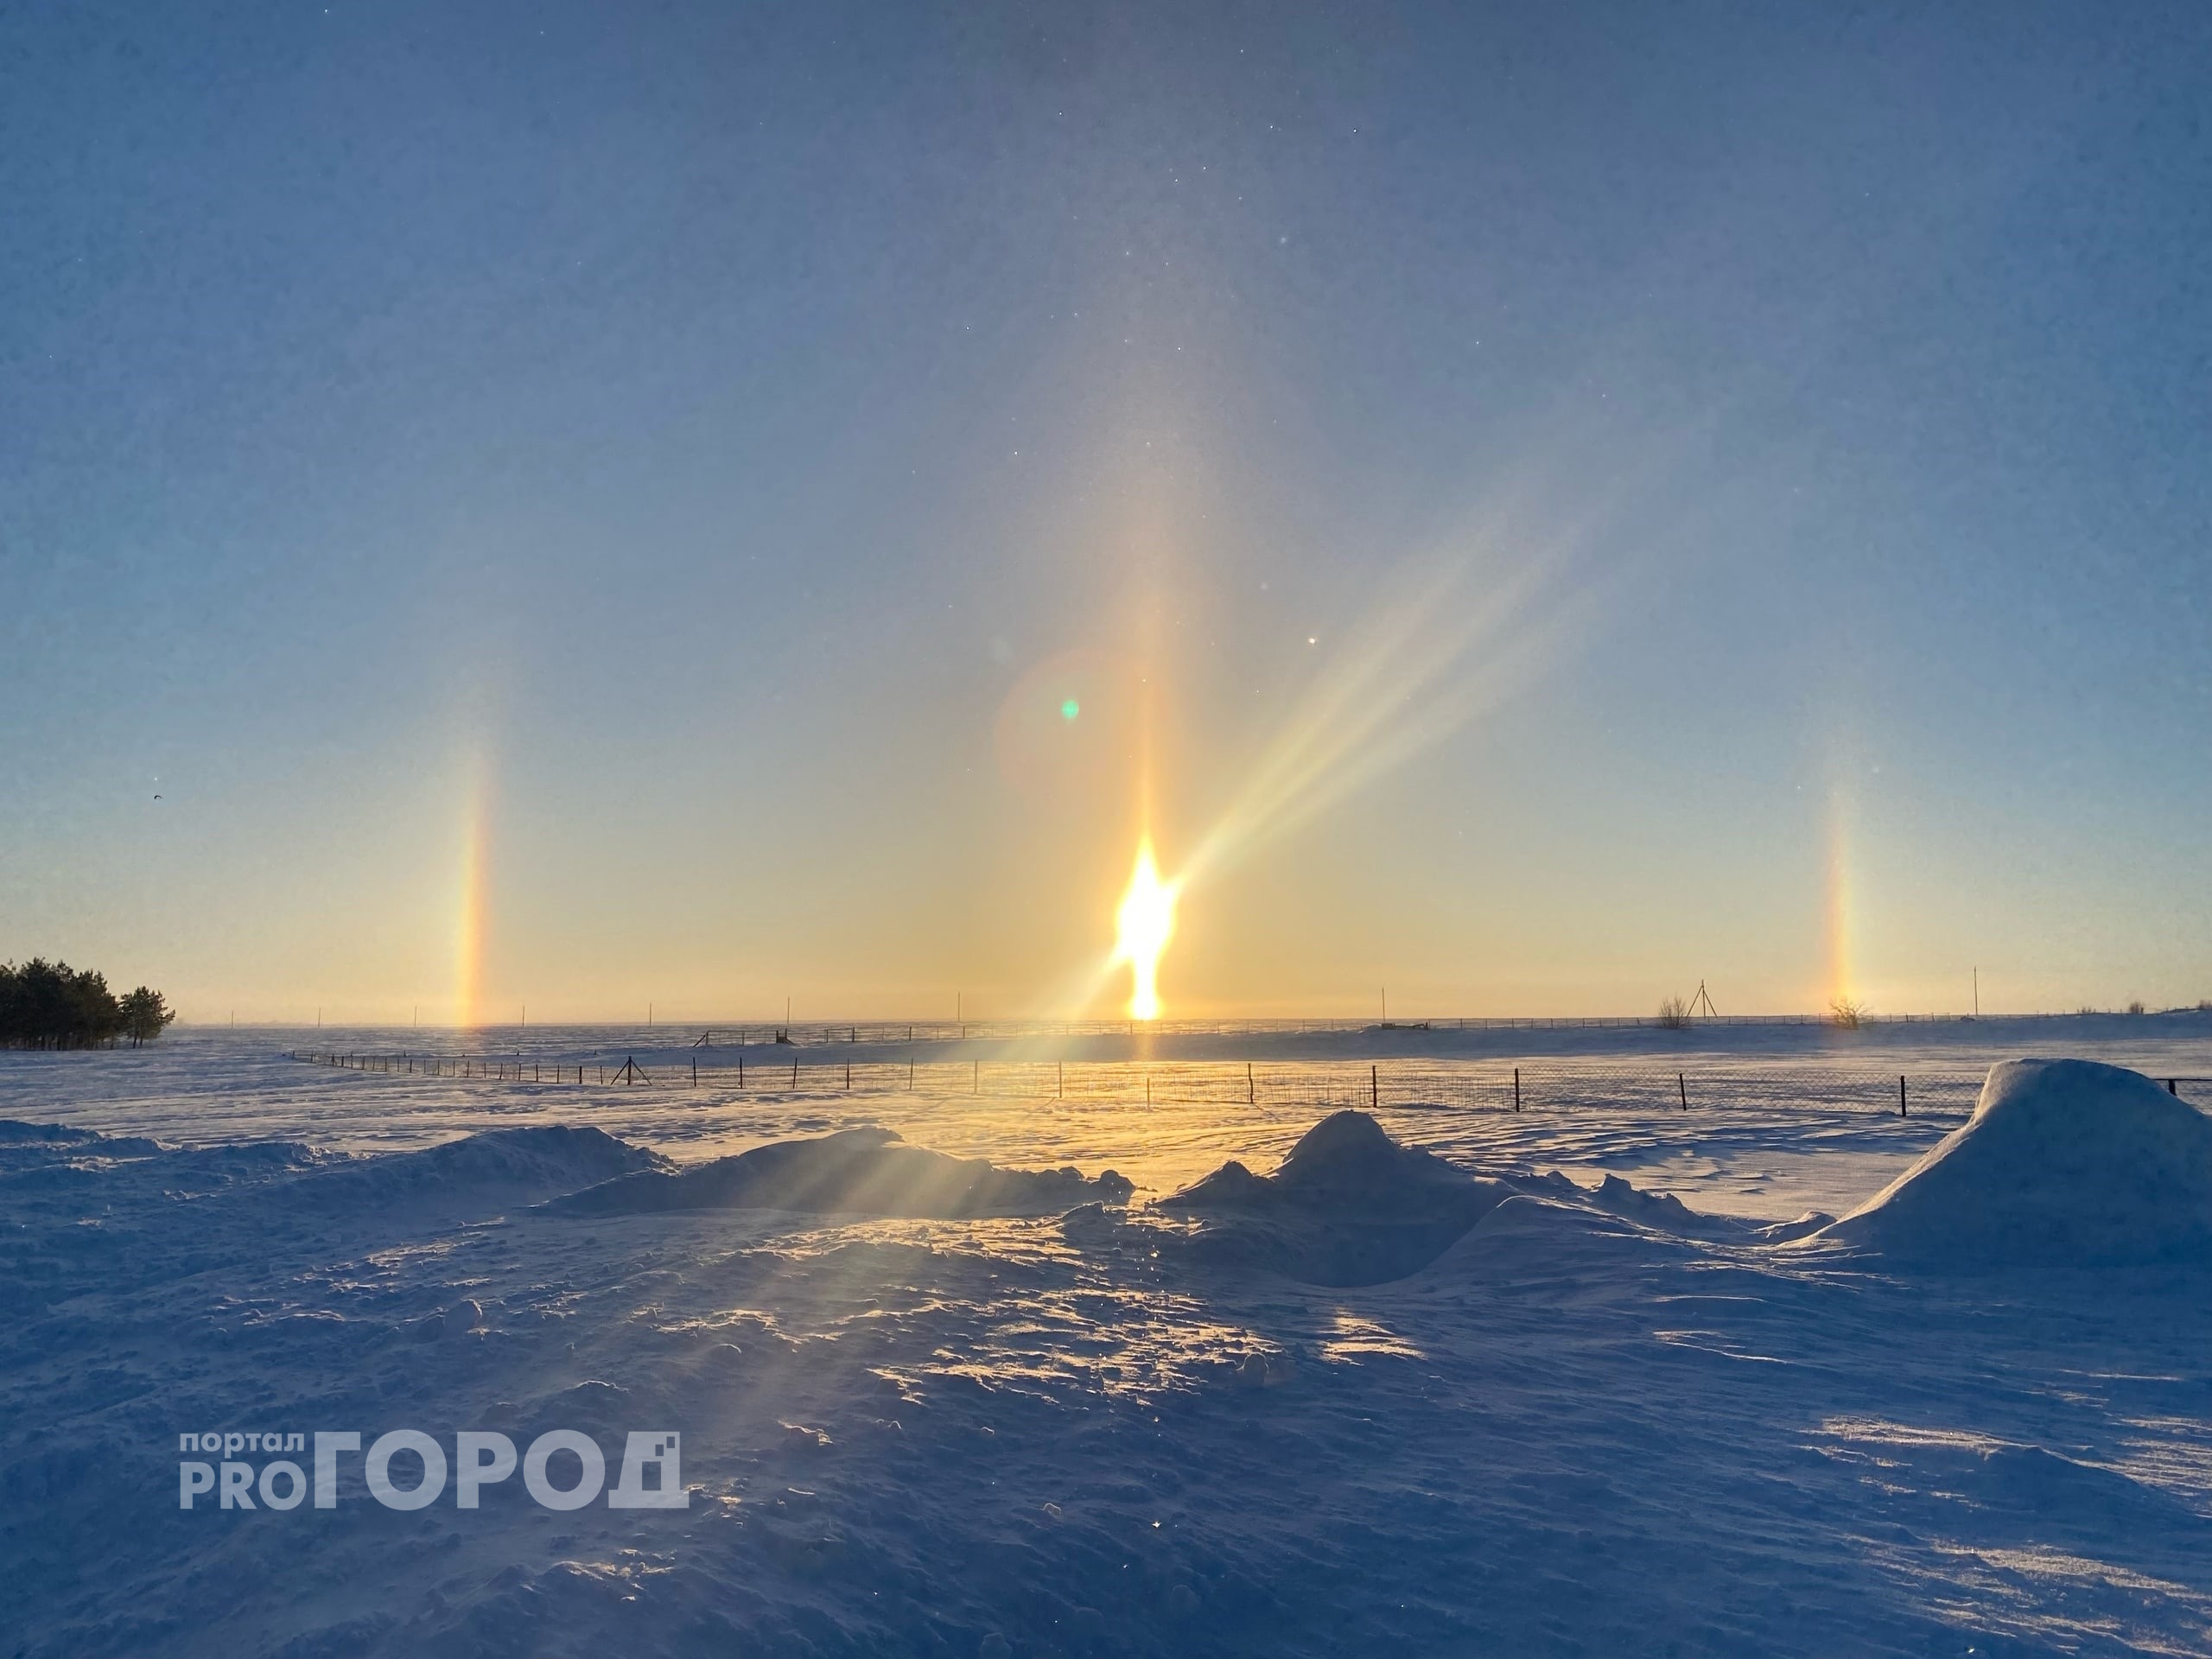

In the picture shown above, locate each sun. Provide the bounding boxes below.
[1113,838,1179,1020]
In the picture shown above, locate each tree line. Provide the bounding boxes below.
[0,959,175,1048]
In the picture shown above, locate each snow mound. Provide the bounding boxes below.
[1164,1109,1483,1217]
[549,1126,1134,1219]
[1154,1110,1516,1285]
[1816,1059,2212,1266]
[1147,1115,1747,1284]
[283,1125,667,1213]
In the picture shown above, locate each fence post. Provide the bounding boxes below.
[1899,1075,1907,1117]
[692,1057,697,1086]
[973,1058,979,1096]
[2170,1078,2179,1095]
[845,1061,851,1091]
[791,1058,798,1090]
[1514,1066,1521,1113]
[1678,1072,1687,1111]
[1248,1061,1254,1105]
[1371,1065,1378,1109]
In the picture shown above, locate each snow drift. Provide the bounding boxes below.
[1817,1058,2212,1266]
[549,1125,1134,1218]
[1154,1109,1519,1284]
[0,1118,164,1166]
[278,1124,667,1214]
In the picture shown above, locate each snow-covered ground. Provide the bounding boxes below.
[4,1022,2210,1656]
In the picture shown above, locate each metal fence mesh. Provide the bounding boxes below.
[294,1050,2212,1118]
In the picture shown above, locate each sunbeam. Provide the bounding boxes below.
[1183,539,1594,897]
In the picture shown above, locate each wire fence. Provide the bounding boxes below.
[291,1050,2212,1120]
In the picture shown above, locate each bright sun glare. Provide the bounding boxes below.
[1113,839,1179,1020]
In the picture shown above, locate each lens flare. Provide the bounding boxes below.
[1112,839,1179,1020]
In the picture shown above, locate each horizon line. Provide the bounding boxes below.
[175,1006,2212,1032]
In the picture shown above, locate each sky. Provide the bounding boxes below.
[3,1,2209,1026]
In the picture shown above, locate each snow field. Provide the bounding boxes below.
[3,1032,2209,1656]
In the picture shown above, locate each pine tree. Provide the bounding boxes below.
[0,959,151,1047]
[119,987,175,1046]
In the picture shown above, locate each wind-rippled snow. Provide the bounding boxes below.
[3,1023,2209,1657]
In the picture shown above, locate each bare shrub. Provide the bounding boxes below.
[1656,995,1692,1030]
[1828,997,1866,1029]
[2127,1000,2146,1016]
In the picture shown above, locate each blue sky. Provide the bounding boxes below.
[3,2,2208,1022]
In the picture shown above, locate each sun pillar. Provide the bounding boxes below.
[453,760,490,1029]
[1114,839,1179,1021]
